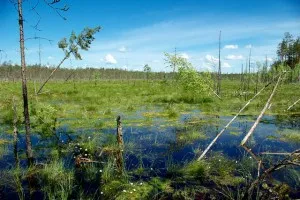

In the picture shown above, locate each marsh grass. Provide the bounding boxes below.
[39,159,74,200]
[0,79,299,199]
[277,129,300,144]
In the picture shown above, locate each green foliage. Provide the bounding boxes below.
[177,66,212,96]
[58,26,101,59]
[164,53,213,99]
[164,52,189,73]
[274,32,300,74]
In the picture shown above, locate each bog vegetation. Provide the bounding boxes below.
[0,1,299,199]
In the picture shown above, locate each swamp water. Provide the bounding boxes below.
[0,109,299,199]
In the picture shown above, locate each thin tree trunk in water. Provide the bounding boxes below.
[37,52,70,94]
[17,0,34,165]
[116,116,124,174]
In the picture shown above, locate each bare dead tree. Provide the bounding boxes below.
[217,30,222,95]
[116,116,124,174]
[17,0,34,165]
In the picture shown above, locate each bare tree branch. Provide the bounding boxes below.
[287,97,300,111]
[43,0,69,20]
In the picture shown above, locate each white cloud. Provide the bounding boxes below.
[179,53,190,59]
[105,54,117,64]
[47,56,54,60]
[267,58,273,62]
[118,46,127,52]
[225,55,243,60]
[224,45,238,49]
[245,44,252,49]
[223,62,231,68]
[205,54,219,66]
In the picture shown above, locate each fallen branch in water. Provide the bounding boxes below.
[244,149,300,199]
[260,152,300,156]
[197,73,283,161]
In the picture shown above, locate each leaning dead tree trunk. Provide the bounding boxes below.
[37,27,101,94]
[17,0,34,165]
[241,75,281,170]
[286,97,300,111]
[37,52,71,94]
[240,75,282,146]
[240,75,282,170]
[116,115,124,173]
[198,73,283,161]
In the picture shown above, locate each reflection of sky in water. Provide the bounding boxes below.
[0,112,299,187]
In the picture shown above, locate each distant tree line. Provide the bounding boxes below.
[271,32,300,82]
[0,63,173,81]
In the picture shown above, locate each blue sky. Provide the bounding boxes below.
[0,0,299,73]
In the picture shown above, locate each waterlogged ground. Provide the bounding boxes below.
[0,106,299,199]
[0,80,299,199]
